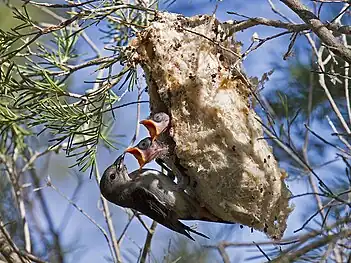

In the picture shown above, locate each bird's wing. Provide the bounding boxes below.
[131,186,210,240]
[127,182,173,222]
[122,181,202,240]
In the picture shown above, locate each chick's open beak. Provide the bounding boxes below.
[125,147,146,169]
[139,119,159,141]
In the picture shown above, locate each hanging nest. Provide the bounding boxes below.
[126,12,293,239]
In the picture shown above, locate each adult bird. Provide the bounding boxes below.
[100,153,217,240]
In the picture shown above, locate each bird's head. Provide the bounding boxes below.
[140,112,170,141]
[124,137,168,169]
[100,153,129,199]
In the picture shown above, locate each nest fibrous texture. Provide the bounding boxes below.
[128,12,293,239]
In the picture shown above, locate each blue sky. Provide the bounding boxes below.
[32,0,344,262]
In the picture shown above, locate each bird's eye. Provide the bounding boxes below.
[139,139,151,150]
[110,173,116,180]
[153,113,162,122]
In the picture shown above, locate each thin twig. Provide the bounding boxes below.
[267,0,293,22]
[134,213,153,235]
[301,30,327,227]
[305,124,351,156]
[47,179,118,263]
[253,241,271,261]
[18,251,48,263]
[280,0,351,62]
[104,100,149,113]
[23,0,97,8]
[181,27,241,59]
[0,13,83,64]
[217,242,230,263]
[304,32,351,152]
[140,221,157,263]
[0,220,30,263]
[0,155,32,254]
[58,175,85,232]
[21,148,51,173]
[128,78,145,147]
[117,215,135,245]
[326,115,351,151]
[27,156,64,263]
[226,12,351,34]
[94,166,122,263]
[204,215,351,253]
[270,229,351,262]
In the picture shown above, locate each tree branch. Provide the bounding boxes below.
[140,221,157,263]
[94,166,122,263]
[0,221,30,263]
[27,162,64,262]
[280,0,351,63]
[270,229,351,262]
[226,13,351,35]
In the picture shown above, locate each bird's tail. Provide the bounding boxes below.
[167,217,210,241]
[176,222,209,241]
[186,225,210,240]
[196,207,235,224]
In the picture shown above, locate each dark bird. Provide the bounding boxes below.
[140,112,170,141]
[99,153,219,241]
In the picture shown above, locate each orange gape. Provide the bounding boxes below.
[139,112,170,141]
[125,137,168,169]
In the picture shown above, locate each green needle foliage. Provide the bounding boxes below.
[0,1,350,262]
[0,0,154,175]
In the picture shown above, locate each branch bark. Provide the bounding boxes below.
[28,167,64,263]
[0,221,30,263]
[280,0,351,63]
[140,221,157,263]
[227,14,351,35]
[270,229,351,263]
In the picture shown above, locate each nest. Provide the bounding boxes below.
[127,12,293,239]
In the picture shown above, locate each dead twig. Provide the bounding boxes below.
[94,166,122,263]
[140,221,157,263]
[0,220,30,263]
[45,178,118,263]
[280,0,351,63]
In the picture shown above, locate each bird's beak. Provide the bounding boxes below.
[125,147,146,169]
[139,119,159,141]
[114,153,125,163]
